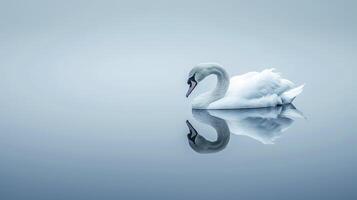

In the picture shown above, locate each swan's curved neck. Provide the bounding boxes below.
[210,66,229,96]
[194,66,230,108]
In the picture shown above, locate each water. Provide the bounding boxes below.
[1,0,357,199]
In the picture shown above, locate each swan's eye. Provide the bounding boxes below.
[187,74,196,84]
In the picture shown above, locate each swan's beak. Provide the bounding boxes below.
[186,76,197,97]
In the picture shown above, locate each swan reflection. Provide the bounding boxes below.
[186,105,304,153]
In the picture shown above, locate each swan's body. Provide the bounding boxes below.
[186,63,304,109]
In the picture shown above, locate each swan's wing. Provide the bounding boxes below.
[207,69,297,109]
[227,69,295,99]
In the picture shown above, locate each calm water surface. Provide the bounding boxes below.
[1,0,357,199]
[0,87,356,199]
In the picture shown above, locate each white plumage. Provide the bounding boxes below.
[186,63,304,109]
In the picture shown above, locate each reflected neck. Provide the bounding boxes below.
[189,110,230,153]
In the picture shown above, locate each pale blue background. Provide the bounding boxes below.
[0,0,356,199]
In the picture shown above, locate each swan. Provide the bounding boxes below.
[186,63,304,109]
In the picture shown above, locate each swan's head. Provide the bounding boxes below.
[186,63,220,97]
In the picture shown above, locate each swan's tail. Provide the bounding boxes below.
[281,84,305,104]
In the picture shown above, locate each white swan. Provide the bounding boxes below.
[186,63,304,109]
